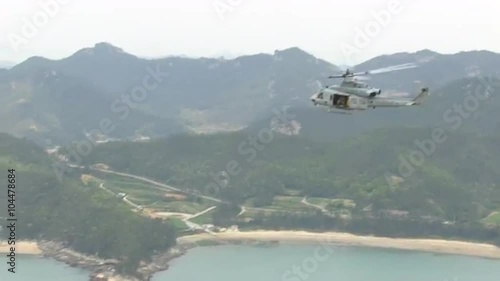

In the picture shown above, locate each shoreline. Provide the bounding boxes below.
[177,230,500,259]
[4,231,500,259]
[3,231,500,280]
[0,240,185,281]
[0,241,42,255]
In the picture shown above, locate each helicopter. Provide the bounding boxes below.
[310,63,429,114]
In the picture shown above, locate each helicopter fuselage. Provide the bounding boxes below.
[313,64,429,112]
[310,87,424,111]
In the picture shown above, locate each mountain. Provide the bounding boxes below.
[0,66,183,144]
[2,43,340,143]
[2,43,500,144]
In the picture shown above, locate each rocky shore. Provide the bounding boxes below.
[39,241,119,269]
[3,236,279,281]
[36,241,188,281]
[134,246,187,280]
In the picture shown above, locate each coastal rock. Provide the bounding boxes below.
[136,247,187,279]
[38,241,118,270]
[36,241,187,281]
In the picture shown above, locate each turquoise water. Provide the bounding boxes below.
[154,245,500,281]
[0,255,89,281]
[2,245,500,280]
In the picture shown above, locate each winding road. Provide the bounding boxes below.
[301,196,327,212]
[92,167,223,204]
[98,179,216,234]
[67,162,316,220]
[89,166,303,215]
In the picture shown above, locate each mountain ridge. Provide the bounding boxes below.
[2,42,500,145]
[9,42,500,69]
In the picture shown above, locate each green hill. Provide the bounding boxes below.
[0,133,177,274]
[72,128,500,244]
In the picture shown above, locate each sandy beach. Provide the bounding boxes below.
[178,230,500,259]
[0,241,42,255]
[3,231,500,259]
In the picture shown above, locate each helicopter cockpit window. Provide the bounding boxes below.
[318,92,323,99]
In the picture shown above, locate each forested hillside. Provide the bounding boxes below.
[72,128,500,244]
[0,133,177,274]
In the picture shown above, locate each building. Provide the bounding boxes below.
[202,224,215,231]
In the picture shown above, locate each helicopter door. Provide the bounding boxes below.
[333,94,349,108]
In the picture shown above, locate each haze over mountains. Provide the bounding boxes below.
[0,61,15,69]
[1,42,499,145]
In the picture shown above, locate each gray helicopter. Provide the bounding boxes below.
[310,63,429,113]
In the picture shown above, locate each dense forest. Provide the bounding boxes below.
[69,127,500,245]
[0,133,177,274]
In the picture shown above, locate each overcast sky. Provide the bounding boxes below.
[1,0,499,65]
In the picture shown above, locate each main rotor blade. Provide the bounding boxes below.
[366,63,418,75]
[351,71,369,76]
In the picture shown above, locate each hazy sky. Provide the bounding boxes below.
[1,0,499,65]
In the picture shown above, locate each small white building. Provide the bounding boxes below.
[202,224,215,231]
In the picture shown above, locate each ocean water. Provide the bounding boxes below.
[154,245,500,281]
[2,245,500,281]
[0,255,89,280]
